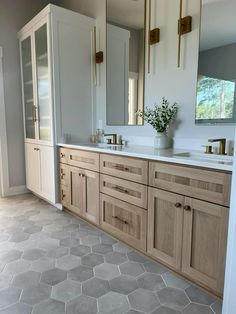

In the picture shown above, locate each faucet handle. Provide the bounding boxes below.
[202,145,213,154]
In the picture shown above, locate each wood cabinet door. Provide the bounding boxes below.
[147,188,184,270]
[182,198,229,294]
[100,194,147,251]
[68,166,84,216]
[81,169,99,224]
[25,143,40,194]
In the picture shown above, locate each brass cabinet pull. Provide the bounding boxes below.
[114,165,129,172]
[93,26,97,85]
[183,205,191,211]
[60,170,65,179]
[175,202,182,208]
[114,186,129,194]
[112,215,128,225]
[60,153,65,158]
[34,147,40,151]
[61,190,66,200]
[79,173,86,178]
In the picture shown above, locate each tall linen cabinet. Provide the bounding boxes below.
[18,4,96,204]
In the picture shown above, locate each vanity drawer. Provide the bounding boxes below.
[68,149,99,172]
[60,185,69,207]
[100,174,147,209]
[59,147,68,164]
[149,162,231,206]
[59,163,69,186]
[100,154,148,184]
[100,194,147,251]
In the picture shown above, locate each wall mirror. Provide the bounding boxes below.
[195,0,236,124]
[106,0,146,125]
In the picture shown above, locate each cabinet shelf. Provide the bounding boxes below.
[26,99,34,103]
[37,53,48,60]
[24,61,32,67]
[24,80,33,85]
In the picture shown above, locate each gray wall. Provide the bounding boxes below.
[0,0,54,188]
[199,43,236,81]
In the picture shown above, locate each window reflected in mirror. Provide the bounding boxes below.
[195,0,236,124]
[106,0,145,126]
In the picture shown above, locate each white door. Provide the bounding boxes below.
[25,143,40,193]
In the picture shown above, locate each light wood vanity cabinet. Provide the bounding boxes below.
[59,147,231,295]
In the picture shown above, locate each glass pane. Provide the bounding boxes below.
[21,37,35,139]
[35,24,51,141]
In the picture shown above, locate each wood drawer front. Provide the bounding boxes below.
[149,162,231,206]
[68,149,99,172]
[100,174,147,209]
[59,148,68,164]
[100,194,147,251]
[59,163,69,186]
[100,154,148,184]
[60,185,69,207]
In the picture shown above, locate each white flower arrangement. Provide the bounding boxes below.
[137,97,179,133]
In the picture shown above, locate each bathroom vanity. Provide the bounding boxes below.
[58,143,232,296]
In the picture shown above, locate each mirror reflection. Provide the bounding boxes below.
[195,0,236,124]
[106,0,145,125]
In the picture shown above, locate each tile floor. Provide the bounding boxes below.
[0,194,222,314]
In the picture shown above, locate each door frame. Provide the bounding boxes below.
[0,46,10,197]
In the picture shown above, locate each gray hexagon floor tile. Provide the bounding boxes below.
[95,263,120,280]
[83,277,110,298]
[70,245,91,257]
[101,234,117,245]
[137,273,166,291]
[211,300,222,314]
[12,271,40,289]
[0,274,12,291]
[105,252,128,265]
[68,265,94,282]
[81,253,104,267]
[80,235,100,246]
[24,225,42,234]
[98,291,130,314]
[0,250,22,264]
[3,259,31,276]
[47,247,69,259]
[67,295,97,314]
[120,261,145,277]
[22,248,46,261]
[56,255,81,271]
[40,268,67,286]
[162,272,190,290]
[151,306,181,314]
[60,238,80,248]
[31,257,55,272]
[109,275,138,294]
[157,287,190,310]
[113,243,133,254]
[9,232,29,243]
[0,287,21,309]
[0,302,32,314]
[185,285,216,306]
[32,298,65,314]
[20,283,51,305]
[143,261,168,275]
[92,244,113,255]
[128,288,160,313]
[127,252,148,264]
[182,303,214,314]
[52,280,82,302]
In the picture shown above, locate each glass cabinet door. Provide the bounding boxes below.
[21,36,35,139]
[35,24,51,142]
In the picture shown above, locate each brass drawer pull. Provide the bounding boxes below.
[175,202,182,208]
[60,170,65,179]
[184,205,191,211]
[34,148,40,151]
[60,153,65,158]
[79,173,86,177]
[114,186,128,194]
[61,192,66,200]
[114,165,129,172]
[112,215,128,225]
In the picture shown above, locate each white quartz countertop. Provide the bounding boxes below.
[58,143,233,172]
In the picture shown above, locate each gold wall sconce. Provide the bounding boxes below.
[148,0,160,73]
[93,26,104,85]
[177,0,192,68]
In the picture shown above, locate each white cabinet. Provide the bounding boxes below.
[19,5,96,203]
[25,143,56,203]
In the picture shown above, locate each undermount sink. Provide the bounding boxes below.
[75,143,123,150]
[173,152,233,165]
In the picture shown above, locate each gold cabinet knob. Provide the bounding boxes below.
[184,205,191,211]
[175,202,182,208]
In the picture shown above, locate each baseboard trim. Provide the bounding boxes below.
[5,185,29,197]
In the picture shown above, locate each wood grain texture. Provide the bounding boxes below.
[100,194,147,251]
[147,188,184,270]
[59,163,69,187]
[68,149,99,172]
[60,184,69,207]
[100,174,147,209]
[59,147,68,164]
[149,161,231,206]
[100,154,148,184]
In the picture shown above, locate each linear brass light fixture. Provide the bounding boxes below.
[148,0,160,73]
[93,26,104,85]
[177,0,192,68]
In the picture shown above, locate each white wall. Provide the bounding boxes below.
[56,0,235,150]
[0,0,54,191]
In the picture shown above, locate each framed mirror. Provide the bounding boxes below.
[106,0,146,126]
[195,0,236,124]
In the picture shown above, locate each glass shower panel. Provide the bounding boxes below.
[21,37,35,139]
[35,24,51,142]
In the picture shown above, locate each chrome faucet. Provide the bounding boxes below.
[208,138,226,155]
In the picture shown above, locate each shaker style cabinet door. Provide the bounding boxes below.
[25,143,41,193]
[147,188,184,270]
[68,166,84,216]
[182,198,229,294]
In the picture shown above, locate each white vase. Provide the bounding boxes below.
[154,132,170,149]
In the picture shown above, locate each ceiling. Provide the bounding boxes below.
[200,0,236,51]
[107,0,144,29]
